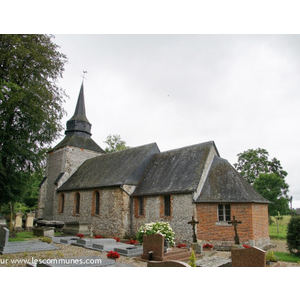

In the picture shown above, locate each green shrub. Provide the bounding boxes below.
[188,251,196,267]
[286,215,300,256]
[266,251,278,262]
[136,221,175,246]
[40,237,52,244]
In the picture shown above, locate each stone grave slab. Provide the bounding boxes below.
[114,245,143,257]
[89,238,117,251]
[33,227,55,237]
[62,221,90,236]
[59,236,80,244]
[0,226,58,254]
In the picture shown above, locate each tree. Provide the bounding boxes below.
[253,173,290,216]
[234,148,287,184]
[0,35,67,216]
[104,134,129,153]
[234,148,290,216]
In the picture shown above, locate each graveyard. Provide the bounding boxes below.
[0,213,299,267]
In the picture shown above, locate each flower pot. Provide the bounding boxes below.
[203,247,213,251]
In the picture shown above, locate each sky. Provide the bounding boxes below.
[52,34,300,208]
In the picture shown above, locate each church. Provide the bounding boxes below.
[38,83,270,248]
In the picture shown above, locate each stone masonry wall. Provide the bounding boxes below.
[53,187,131,238]
[196,202,270,247]
[39,146,102,220]
[132,193,196,244]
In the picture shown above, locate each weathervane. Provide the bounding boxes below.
[81,70,87,82]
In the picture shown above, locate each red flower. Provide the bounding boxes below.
[94,235,103,239]
[114,237,120,242]
[126,239,138,245]
[243,244,251,248]
[76,233,84,238]
[107,251,120,259]
[176,243,186,248]
[203,243,213,248]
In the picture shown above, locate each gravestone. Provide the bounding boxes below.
[231,246,266,267]
[14,212,23,230]
[141,233,164,261]
[0,226,9,251]
[25,212,35,229]
[0,216,6,227]
[141,233,192,261]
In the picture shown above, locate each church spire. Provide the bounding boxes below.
[65,82,92,137]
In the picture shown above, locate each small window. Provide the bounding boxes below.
[59,194,65,213]
[218,204,231,222]
[138,197,144,216]
[75,193,80,215]
[164,195,171,216]
[95,191,100,215]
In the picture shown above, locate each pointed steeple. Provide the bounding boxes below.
[65,83,92,137]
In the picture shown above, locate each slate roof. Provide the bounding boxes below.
[51,83,105,153]
[51,135,105,153]
[58,143,160,191]
[132,141,218,196]
[195,156,270,203]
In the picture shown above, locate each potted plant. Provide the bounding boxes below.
[203,243,213,251]
[136,221,175,246]
[94,235,103,239]
[107,251,120,261]
[126,238,138,245]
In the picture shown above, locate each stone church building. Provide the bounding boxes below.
[38,83,270,248]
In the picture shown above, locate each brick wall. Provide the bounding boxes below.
[196,202,270,247]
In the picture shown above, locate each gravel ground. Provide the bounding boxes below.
[0,242,147,267]
[1,239,298,267]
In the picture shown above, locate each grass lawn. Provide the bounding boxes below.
[273,251,300,263]
[269,215,290,240]
[8,230,62,242]
[8,231,35,241]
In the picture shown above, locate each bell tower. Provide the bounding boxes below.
[38,83,105,219]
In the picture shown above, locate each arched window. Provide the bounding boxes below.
[95,191,100,215]
[59,193,65,213]
[74,192,80,215]
[92,190,100,215]
[164,195,171,216]
[138,197,144,216]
